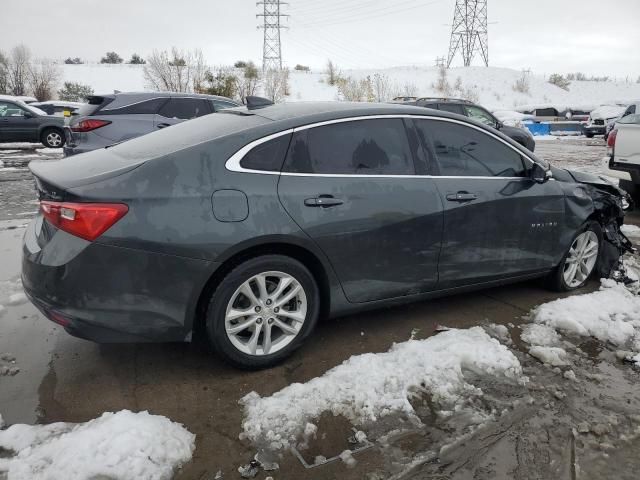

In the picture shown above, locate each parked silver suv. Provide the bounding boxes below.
[63,92,239,156]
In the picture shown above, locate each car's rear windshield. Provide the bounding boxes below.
[109,110,270,161]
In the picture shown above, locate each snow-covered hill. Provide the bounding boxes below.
[61,64,640,111]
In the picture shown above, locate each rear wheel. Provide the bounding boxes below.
[545,222,601,291]
[584,132,594,138]
[41,128,65,148]
[205,255,319,369]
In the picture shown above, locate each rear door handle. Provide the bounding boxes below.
[304,196,344,207]
[446,192,478,202]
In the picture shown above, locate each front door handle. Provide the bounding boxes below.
[446,192,478,202]
[157,123,171,129]
[304,196,344,207]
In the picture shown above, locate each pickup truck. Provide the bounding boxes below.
[603,113,640,200]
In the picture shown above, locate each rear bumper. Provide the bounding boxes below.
[22,216,217,343]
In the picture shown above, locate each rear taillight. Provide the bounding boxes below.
[70,119,111,133]
[40,201,128,241]
[607,129,617,157]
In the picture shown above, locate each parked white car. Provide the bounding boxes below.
[602,113,640,199]
[584,104,627,138]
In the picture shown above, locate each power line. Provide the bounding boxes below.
[257,0,288,71]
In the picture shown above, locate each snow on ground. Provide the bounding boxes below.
[240,327,524,450]
[0,410,195,480]
[60,64,640,111]
[531,280,640,354]
[622,224,640,237]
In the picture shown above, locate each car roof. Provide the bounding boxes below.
[96,91,237,102]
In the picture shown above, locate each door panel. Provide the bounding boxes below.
[277,118,443,303]
[414,118,565,287]
[433,177,564,287]
[278,175,443,302]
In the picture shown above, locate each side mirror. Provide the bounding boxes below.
[531,163,551,183]
[495,121,503,130]
[23,111,34,118]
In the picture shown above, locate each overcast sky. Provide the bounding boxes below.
[5,0,640,77]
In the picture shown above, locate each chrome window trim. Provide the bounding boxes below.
[101,97,168,112]
[224,114,538,178]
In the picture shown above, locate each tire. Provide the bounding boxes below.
[41,128,65,148]
[585,132,594,139]
[545,221,602,292]
[205,255,320,369]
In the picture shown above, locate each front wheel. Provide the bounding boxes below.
[584,132,594,139]
[41,128,65,148]
[205,255,320,369]
[545,222,602,291]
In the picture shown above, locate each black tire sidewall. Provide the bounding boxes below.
[41,128,65,148]
[206,255,319,369]
[555,221,603,291]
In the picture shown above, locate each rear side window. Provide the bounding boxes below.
[438,103,464,115]
[240,134,291,171]
[159,98,211,119]
[212,100,238,111]
[101,98,167,115]
[416,120,527,177]
[284,118,414,175]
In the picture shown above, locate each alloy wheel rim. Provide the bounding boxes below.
[225,271,307,356]
[563,231,599,288]
[47,132,62,147]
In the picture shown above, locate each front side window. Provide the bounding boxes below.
[416,120,527,177]
[0,102,26,117]
[284,118,414,175]
[159,98,211,119]
[464,105,497,127]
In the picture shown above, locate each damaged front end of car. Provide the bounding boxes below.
[561,169,636,284]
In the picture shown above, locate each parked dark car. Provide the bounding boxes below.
[0,97,65,148]
[23,100,633,369]
[392,97,536,151]
[30,101,84,118]
[63,91,240,156]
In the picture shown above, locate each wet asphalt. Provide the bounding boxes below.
[0,138,639,479]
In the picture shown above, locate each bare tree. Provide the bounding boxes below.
[28,60,61,101]
[0,50,8,94]
[234,62,261,103]
[143,48,207,93]
[399,82,418,97]
[512,71,530,94]
[7,44,31,96]
[548,73,571,91]
[325,59,340,86]
[371,73,393,102]
[263,68,289,102]
[337,76,372,102]
[432,65,451,96]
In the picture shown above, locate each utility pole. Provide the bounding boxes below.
[257,0,288,71]
[446,0,488,68]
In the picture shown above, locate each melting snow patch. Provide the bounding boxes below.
[528,346,568,366]
[6,292,27,306]
[239,327,523,450]
[0,410,195,480]
[521,324,561,347]
[531,281,640,352]
[621,224,640,236]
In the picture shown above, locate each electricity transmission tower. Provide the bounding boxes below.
[446,0,488,68]
[257,0,288,71]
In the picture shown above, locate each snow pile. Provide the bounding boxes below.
[528,346,568,366]
[621,224,640,237]
[521,324,561,347]
[0,410,195,480]
[240,327,523,450]
[531,280,640,353]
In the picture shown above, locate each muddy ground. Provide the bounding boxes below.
[1,138,639,479]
